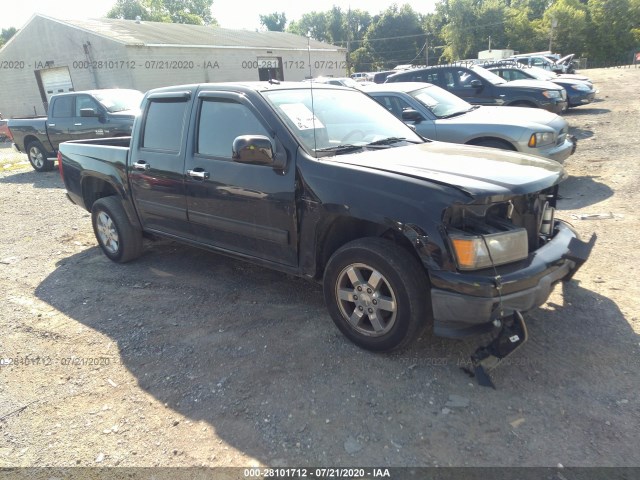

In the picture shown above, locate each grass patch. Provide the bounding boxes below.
[0,147,30,172]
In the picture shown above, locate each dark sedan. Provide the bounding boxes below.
[385,65,568,114]
[486,65,596,108]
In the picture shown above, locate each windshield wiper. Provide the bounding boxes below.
[314,144,363,155]
[439,110,469,119]
[366,137,415,146]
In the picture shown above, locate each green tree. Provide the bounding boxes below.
[107,0,216,25]
[544,0,588,56]
[0,27,17,48]
[287,12,330,42]
[504,1,547,53]
[259,12,287,31]
[587,0,637,62]
[363,5,425,69]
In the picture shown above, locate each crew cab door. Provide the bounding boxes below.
[47,95,75,151]
[129,91,192,236]
[184,91,297,266]
[70,94,109,142]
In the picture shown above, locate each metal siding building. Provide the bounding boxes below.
[0,14,347,117]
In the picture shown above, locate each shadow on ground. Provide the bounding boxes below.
[32,239,640,466]
[557,174,613,210]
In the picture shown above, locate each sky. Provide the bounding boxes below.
[1,0,437,31]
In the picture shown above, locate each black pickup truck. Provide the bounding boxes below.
[8,89,142,171]
[58,81,594,364]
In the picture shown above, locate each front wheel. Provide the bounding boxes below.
[91,197,143,263]
[323,237,429,352]
[26,140,55,172]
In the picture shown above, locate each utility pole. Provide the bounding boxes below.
[425,36,429,67]
[549,18,557,52]
[488,35,492,51]
[346,7,351,74]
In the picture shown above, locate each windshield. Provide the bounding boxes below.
[470,65,507,85]
[410,85,473,118]
[262,87,423,156]
[93,89,144,113]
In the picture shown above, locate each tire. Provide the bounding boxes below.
[26,140,55,172]
[471,139,514,151]
[91,196,143,263]
[323,237,429,352]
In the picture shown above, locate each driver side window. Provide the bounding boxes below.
[197,99,269,159]
[75,96,100,116]
[456,70,481,88]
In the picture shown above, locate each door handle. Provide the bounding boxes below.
[187,169,209,180]
[48,123,56,127]
[133,161,150,171]
[74,123,82,126]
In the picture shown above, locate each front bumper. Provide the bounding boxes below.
[540,99,567,114]
[429,221,595,338]
[524,136,577,164]
[568,91,596,107]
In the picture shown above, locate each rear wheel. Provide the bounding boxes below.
[91,197,143,263]
[323,237,429,352]
[26,140,55,172]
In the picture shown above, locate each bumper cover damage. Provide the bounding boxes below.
[461,231,596,387]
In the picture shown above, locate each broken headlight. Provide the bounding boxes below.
[449,228,528,271]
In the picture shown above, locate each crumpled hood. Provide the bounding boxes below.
[332,141,566,197]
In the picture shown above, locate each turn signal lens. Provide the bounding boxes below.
[449,229,529,270]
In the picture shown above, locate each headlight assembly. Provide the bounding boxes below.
[570,83,592,92]
[542,90,562,99]
[528,132,556,148]
[449,228,529,270]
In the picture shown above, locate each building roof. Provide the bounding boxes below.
[39,15,343,52]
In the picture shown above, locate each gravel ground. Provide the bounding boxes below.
[0,67,639,473]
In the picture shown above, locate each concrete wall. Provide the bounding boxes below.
[0,16,347,117]
[123,46,347,91]
[0,16,131,116]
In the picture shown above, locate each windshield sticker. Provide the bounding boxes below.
[279,103,324,130]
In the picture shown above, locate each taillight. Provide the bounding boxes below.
[57,151,64,181]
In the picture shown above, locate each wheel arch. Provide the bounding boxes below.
[506,100,538,108]
[466,136,517,150]
[313,215,421,280]
[81,176,142,230]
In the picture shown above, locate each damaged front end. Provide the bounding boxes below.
[427,185,595,386]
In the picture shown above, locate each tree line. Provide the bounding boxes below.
[2,0,638,70]
[265,0,640,71]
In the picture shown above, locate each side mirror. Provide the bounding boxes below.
[232,135,285,170]
[469,79,483,89]
[80,108,99,117]
[402,109,424,123]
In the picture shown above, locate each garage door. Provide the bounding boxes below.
[38,67,74,102]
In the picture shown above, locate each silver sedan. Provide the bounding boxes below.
[363,82,576,163]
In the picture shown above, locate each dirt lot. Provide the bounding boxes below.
[1,67,639,472]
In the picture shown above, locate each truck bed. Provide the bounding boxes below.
[59,137,132,211]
